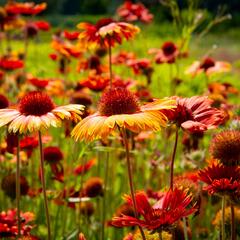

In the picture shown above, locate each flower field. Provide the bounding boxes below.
[0,1,239,240]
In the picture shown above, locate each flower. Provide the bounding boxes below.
[149,41,179,64]
[28,77,49,89]
[210,130,240,166]
[0,94,9,109]
[64,30,80,41]
[117,1,153,24]
[83,177,104,198]
[198,161,240,195]
[51,39,82,59]
[1,173,29,199]
[185,57,231,76]
[77,18,140,47]
[111,188,196,232]
[127,58,152,75]
[0,209,35,237]
[79,233,87,240]
[0,91,84,134]
[6,2,47,15]
[166,96,224,133]
[0,57,24,71]
[112,51,136,65]
[74,158,95,175]
[35,20,50,31]
[71,87,175,141]
[43,146,63,164]
[79,73,109,92]
[20,136,39,158]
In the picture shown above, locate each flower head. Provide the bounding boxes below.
[71,87,175,141]
[43,146,63,164]
[6,2,47,15]
[198,161,240,195]
[111,188,196,232]
[210,130,240,166]
[166,96,224,133]
[117,1,153,24]
[185,57,231,76]
[77,18,140,47]
[0,209,35,237]
[83,177,104,198]
[0,91,84,134]
[0,57,24,71]
[35,20,50,31]
[149,41,179,64]
[64,30,80,41]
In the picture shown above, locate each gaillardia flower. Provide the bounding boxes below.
[77,18,140,47]
[185,57,231,77]
[71,87,175,141]
[166,96,224,133]
[149,41,179,64]
[198,161,240,195]
[111,188,196,232]
[210,130,240,166]
[0,91,84,134]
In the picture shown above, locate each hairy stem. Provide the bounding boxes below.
[16,135,21,238]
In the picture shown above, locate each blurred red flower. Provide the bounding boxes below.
[0,57,24,71]
[74,158,96,176]
[77,18,139,47]
[6,2,47,15]
[64,30,80,41]
[149,41,179,64]
[35,20,50,31]
[117,1,153,24]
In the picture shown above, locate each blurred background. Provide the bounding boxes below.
[0,0,239,27]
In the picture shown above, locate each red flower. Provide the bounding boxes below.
[74,158,96,175]
[64,30,80,41]
[112,51,136,65]
[49,53,58,61]
[149,41,179,64]
[0,209,35,237]
[127,58,152,75]
[198,162,240,195]
[77,18,139,47]
[0,57,23,71]
[117,1,153,24]
[20,136,38,158]
[6,2,47,15]
[35,20,50,31]
[43,146,63,164]
[28,77,49,89]
[166,96,224,133]
[80,73,109,92]
[112,188,196,231]
[0,94,9,109]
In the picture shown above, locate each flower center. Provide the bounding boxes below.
[96,18,114,30]
[162,42,177,56]
[200,58,215,71]
[19,91,55,116]
[43,146,63,164]
[98,87,140,116]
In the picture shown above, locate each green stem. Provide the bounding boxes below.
[16,135,21,238]
[170,128,179,189]
[38,131,51,240]
[183,217,189,240]
[121,128,146,240]
[231,204,236,240]
[159,231,163,240]
[101,152,109,240]
[221,196,226,240]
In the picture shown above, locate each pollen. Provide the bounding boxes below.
[98,87,140,116]
[19,91,55,116]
